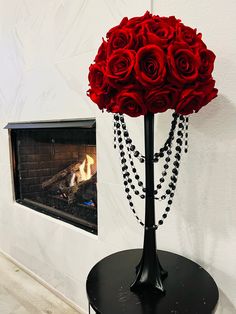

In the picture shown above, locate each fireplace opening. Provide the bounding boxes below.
[6,120,97,234]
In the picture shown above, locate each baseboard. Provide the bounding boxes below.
[0,249,87,314]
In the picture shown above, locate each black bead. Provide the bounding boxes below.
[176,146,181,152]
[165,157,170,162]
[140,194,145,199]
[142,188,146,192]
[166,207,170,212]
[131,185,135,189]
[157,184,162,189]
[135,191,139,195]
[167,150,172,155]
[170,192,174,197]
[154,190,158,195]
[129,202,133,207]
[134,151,140,157]
[114,115,119,121]
[166,189,171,194]
[127,195,131,200]
[125,188,130,193]
[176,138,182,145]
[132,168,137,173]
[128,178,132,183]
[162,171,167,176]
[175,153,180,160]
[118,137,122,143]
[121,158,126,164]
[140,158,144,163]
[177,131,183,137]
[130,161,134,166]
[138,181,143,186]
[123,131,129,137]
[162,213,167,219]
[164,164,169,169]
[159,220,163,225]
[135,175,140,180]
[116,123,120,128]
[130,145,135,151]
[169,183,176,190]
[160,177,165,183]
[174,161,179,168]
[161,195,166,200]
[120,151,125,157]
[172,168,178,175]
[117,130,121,136]
[126,138,132,144]
[168,200,173,205]
[159,152,164,158]
[124,181,128,186]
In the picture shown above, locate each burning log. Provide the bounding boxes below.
[41,154,97,205]
[41,162,82,190]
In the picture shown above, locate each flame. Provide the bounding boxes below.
[79,154,94,181]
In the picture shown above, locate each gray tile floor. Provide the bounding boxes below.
[0,253,80,314]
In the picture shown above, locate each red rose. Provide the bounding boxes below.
[106,17,128,39]
[106,49,136,87]
[159,16,181,27]
[138,19,175,48]
[202,79,218,105]
[107,28,135,55]
[135,45,166,87]
[114,89,147,117]
[167,43,200,84]
[88,85,116,110]
[199,49,216,80]
[88,89,107,110]
[145,86,180,114]
[88,62,107,94]
[95,39,107,63]
[176,79,218,114]
[176,24,202,48]
[126,11,153,29]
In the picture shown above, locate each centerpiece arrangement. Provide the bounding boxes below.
[87,10,217,293]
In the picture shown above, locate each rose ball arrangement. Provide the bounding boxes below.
[88,11,217,117]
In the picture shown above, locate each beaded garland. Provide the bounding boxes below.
[113,113,189,229]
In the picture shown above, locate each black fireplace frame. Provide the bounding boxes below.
[5,119,97,234]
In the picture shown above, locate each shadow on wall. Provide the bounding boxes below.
[217,289,236,314]
[175,94,236,268]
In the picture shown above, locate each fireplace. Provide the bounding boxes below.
[6,119,97,234]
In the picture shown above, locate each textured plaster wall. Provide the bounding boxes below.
[0,0,235,313]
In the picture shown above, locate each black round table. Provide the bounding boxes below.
[86,249,219,314]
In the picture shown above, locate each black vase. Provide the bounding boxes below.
[130,112,167,293]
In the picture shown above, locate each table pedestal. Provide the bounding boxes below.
[86,249,219,314]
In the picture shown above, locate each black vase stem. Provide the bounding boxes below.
[130,113,165,293]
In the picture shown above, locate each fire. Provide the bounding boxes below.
[69,154,94,187]
[79,154,94,181]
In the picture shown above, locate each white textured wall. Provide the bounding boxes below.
[0,0,235,313]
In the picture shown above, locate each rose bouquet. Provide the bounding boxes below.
[88,11,217,117]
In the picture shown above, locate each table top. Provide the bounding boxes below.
[86,249,219,314]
